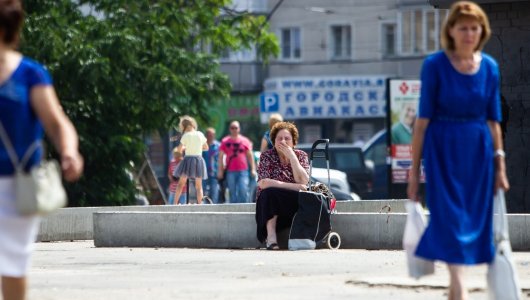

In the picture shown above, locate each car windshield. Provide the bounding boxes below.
[310,149,364,170]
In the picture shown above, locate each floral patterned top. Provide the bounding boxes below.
[256,148,310,199]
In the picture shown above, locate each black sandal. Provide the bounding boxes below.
[266,242,280,250]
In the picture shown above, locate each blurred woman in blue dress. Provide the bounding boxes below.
[407,1,509,299]
[0,1,83,299]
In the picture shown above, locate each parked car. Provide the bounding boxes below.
[311,167,360,201]
[296,143,373,199]
[362,129,389,199]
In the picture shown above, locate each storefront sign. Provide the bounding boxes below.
[259,76,387,123]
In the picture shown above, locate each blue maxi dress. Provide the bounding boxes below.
[415,51,501,265]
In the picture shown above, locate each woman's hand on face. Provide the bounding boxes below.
[276,141,296,160]
[275,141,287,155]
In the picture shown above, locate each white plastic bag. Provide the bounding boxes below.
[403,201,434,279]
[487,189,522,300]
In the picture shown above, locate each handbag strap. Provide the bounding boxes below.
[0,120,41,170]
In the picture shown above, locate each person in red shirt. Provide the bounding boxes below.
[217,121,256,203]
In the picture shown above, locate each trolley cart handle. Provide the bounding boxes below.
[310,139,329,161]
[307,139,331,193]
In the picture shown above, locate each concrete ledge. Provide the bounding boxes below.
[38,200,407,242]
[336,213,530,250]
[37,204,254,241]
[333,213,406,250]
[93,212,261,248]
[336,200,406,213]
[92,212,403,249]
[92,211,530,250]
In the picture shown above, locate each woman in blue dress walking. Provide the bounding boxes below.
[407,2,509,299]
[0,0,83,298]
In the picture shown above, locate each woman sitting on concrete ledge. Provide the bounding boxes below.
[255,122,309,250]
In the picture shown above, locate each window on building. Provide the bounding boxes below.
[331,25,352,59]
[219,47,256,62]
[280,27,301,60]
[414,10,423,53]
[399,8,448,55]
[426,11,436,52]
[401,11,412,54]
[382,24,396,56]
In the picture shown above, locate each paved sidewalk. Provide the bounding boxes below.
[28,241,530,300]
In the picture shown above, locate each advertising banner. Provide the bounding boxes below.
[259,76,387,123]
[388,79,425,184]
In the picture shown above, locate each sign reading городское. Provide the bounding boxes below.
[259,76,387,123]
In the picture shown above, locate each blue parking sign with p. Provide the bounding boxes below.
[260,93,279,112]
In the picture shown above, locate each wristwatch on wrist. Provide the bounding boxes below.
[494,149,506,158]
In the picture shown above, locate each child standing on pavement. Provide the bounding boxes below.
[173,115,208,204]
[168,148,187,204]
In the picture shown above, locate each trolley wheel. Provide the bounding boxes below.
[326,232,341,250]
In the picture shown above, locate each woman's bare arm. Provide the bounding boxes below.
[260,138,268,153]
[407,118,429,202]
[30,86,83,182]
[257,178,305,191]
[488,121,509,191]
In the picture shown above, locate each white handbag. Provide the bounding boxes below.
[487,189,522,300]
[403,201,435,279]
[0,121,67,216]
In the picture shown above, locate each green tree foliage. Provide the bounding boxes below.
[21,0,279,206]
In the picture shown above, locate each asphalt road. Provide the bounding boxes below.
[27,241,530,300]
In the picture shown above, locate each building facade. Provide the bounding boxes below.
[220,0,530,209]
[262,0,448,143]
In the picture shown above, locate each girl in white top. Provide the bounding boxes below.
[173,115,208,204]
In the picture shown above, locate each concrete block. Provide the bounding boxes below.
[336,200,406,213]
[92,211,530,251]
[92,211,406,249]
[332,213,406,250]
[37,204,255,242]
[508,214,530,250]
[38,207,101,241]
[93,212,261,249]
[38,200,407,242]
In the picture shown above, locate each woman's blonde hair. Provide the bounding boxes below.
[441,1,491,51]
[268,113,283,129]
[179,115,197,132]
[270,122,299,146]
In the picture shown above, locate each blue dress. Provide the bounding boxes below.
[0,57,52,175]
[0,57,51,276]
[415,51,501,265]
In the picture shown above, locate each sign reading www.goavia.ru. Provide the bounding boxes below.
[259,76,387,123]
